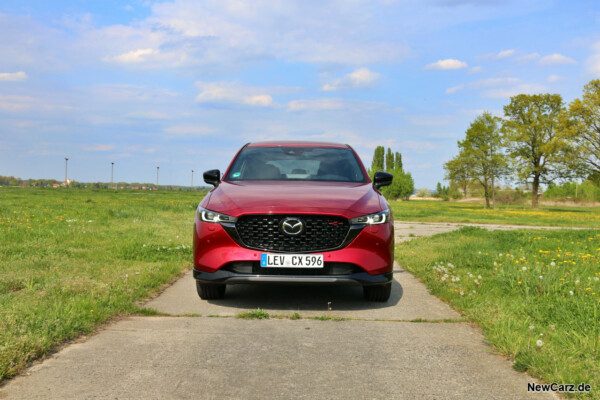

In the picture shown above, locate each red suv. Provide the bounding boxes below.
[193,141,394,301]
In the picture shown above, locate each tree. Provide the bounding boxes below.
[444,153,472,197]
[373,147,413,200]
[502,94,571,208]
[568,79,600,176]
[386,169,415,200]
[370,146,385,178]
[454,112,508,208]
[394,152,402,171]
[385,148,394,172]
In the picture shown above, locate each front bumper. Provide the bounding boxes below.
[193,218,394,276]
[193,268,393,286]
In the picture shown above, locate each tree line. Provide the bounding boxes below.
[368,146,415,200]
[444,79,600,208]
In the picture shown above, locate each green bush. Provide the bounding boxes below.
[544,181,600,203]
[416,188,431,198]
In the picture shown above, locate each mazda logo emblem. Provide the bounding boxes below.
[281,217,304,236]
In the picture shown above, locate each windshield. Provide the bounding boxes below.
[225,146,367,182]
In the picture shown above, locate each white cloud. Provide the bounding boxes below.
[547,74,562,83]
[321,68,380,91]
[287,98,346,112]
[469,66,482,74]
[0,93,33,111]
[424,59,468,70]
[477,49,515,60]
[83,144,115,152]
[586,54,600,76]
[195,81,275,107]
[445,84,465,94]
[286,98,396,112]
[482,83,547,99]
[244,95,273,107]
[515,52,540,63]
[585,42,600,76]
[164,124,215,137]
[0,71,28,82]
[537,53,576,66]
[109,48,160,64]
[86,0,412,69]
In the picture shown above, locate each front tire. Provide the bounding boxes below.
[363,282,391,302]
[196,281,226,300]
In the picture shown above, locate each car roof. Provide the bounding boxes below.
[246,141,349,148]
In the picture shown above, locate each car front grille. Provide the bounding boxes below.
[235,214,350,252]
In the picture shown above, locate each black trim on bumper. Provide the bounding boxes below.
[193,268,392,286]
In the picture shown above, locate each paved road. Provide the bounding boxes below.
[1,222,559,399]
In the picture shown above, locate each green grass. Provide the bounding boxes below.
[389,199,600,227]
[397,227,600,398]
[236,308,270,319]
[0,187,206,381]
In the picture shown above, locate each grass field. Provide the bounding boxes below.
[1,188,599,390]
[396,227,600,398]
[389,199,600,227]
[0,187,206,381]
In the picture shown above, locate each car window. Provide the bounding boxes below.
[226,146,367,182]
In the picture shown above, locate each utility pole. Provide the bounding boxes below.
[111,162,114,189]
[64,157,69,187]
[191,169,194,189]
[156,166,159,188]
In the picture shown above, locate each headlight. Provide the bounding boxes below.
[349,209,389,225]
[197,207,237,223]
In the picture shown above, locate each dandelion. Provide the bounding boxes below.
[518,281,522,285]
[478,275,482,279]
[536,339,544,347]
[595,277,599,281]
[529,325,535,330]
[472,290,476,294]
[550,262,556,267]
[550,325,555,330]
[460,291,464,296]
[522,266,527,271]
[569,291,574,296]
[539,275,543,279]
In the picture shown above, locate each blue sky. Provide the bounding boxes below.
[1,0,599,188]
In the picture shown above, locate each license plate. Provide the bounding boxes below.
[260,253,324,268]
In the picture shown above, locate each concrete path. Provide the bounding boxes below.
[0,221,558,399]
[394,220,588,242]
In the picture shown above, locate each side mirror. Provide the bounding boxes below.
[373,171,393,190]
[203,169,220,187]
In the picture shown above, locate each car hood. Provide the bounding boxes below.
[204,181,382,218]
